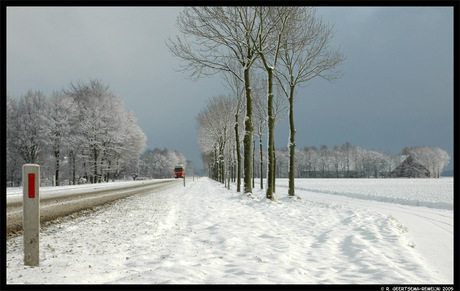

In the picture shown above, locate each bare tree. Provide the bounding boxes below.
[167,7,260,193]
[276,7,344,196]
[222,65,246,192]
[248,7,295,200]
[253,71,288,190]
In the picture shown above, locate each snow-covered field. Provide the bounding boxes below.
[274,178,454,210]
[6,177,454,285]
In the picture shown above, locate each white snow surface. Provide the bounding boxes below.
[6,177,454,284]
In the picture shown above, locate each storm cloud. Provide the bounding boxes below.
[6,5,454,171]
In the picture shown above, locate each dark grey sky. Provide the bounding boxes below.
[6,6,454,171]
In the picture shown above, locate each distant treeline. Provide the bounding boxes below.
[276,144,449,178]
[238,143,450,180]
[138,148,187,179]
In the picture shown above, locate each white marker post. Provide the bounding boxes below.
[23,164,40,267]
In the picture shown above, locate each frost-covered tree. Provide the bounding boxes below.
[140,148,185,179]
[64,79,146,183]
[45,91,77,185]
[432,147,450,178]
[6,80,146,186]
[341,142,353,178]
[139,149,156,178]
[331,146,345,178]
[112,110,147,180]
[197,95,235,184]
[352,146,367,177]
[295,148,307,177]
[9,90,50,164]
[274,148,290,178]
[243,142,448,179]
[303,146,319,177]
[66,80,113,182]
[402,146,450,178]
[363,150,389,178]
[153,149,170,178]
[6,93,23,186]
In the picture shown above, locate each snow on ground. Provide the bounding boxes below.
[273,178,453,210]
[6,177,454,284]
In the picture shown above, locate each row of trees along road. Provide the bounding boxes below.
[168,7,344,199]
[7,80,147,186]
[197,95,451,181]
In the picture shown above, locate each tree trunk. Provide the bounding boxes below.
[288,85,295,196]
[266,67,275,200]
[235,114,241,192]
[219,143,225,183]
[243,66,253,194]
[259,126,263,189]
[54,150,60,186]
[252,137,255,188]
[70,150,76,185]
[221,155,225,184]
[93,148,98,184]
[213,147,218,181]
[273,152,276,193]
[107,160,111,182]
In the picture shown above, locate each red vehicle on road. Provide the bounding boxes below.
[174,165,185,178]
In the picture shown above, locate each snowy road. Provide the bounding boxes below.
[6,178,453,284]
[6,179,179,235]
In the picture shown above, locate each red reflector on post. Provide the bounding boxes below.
[28,173,35,198]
